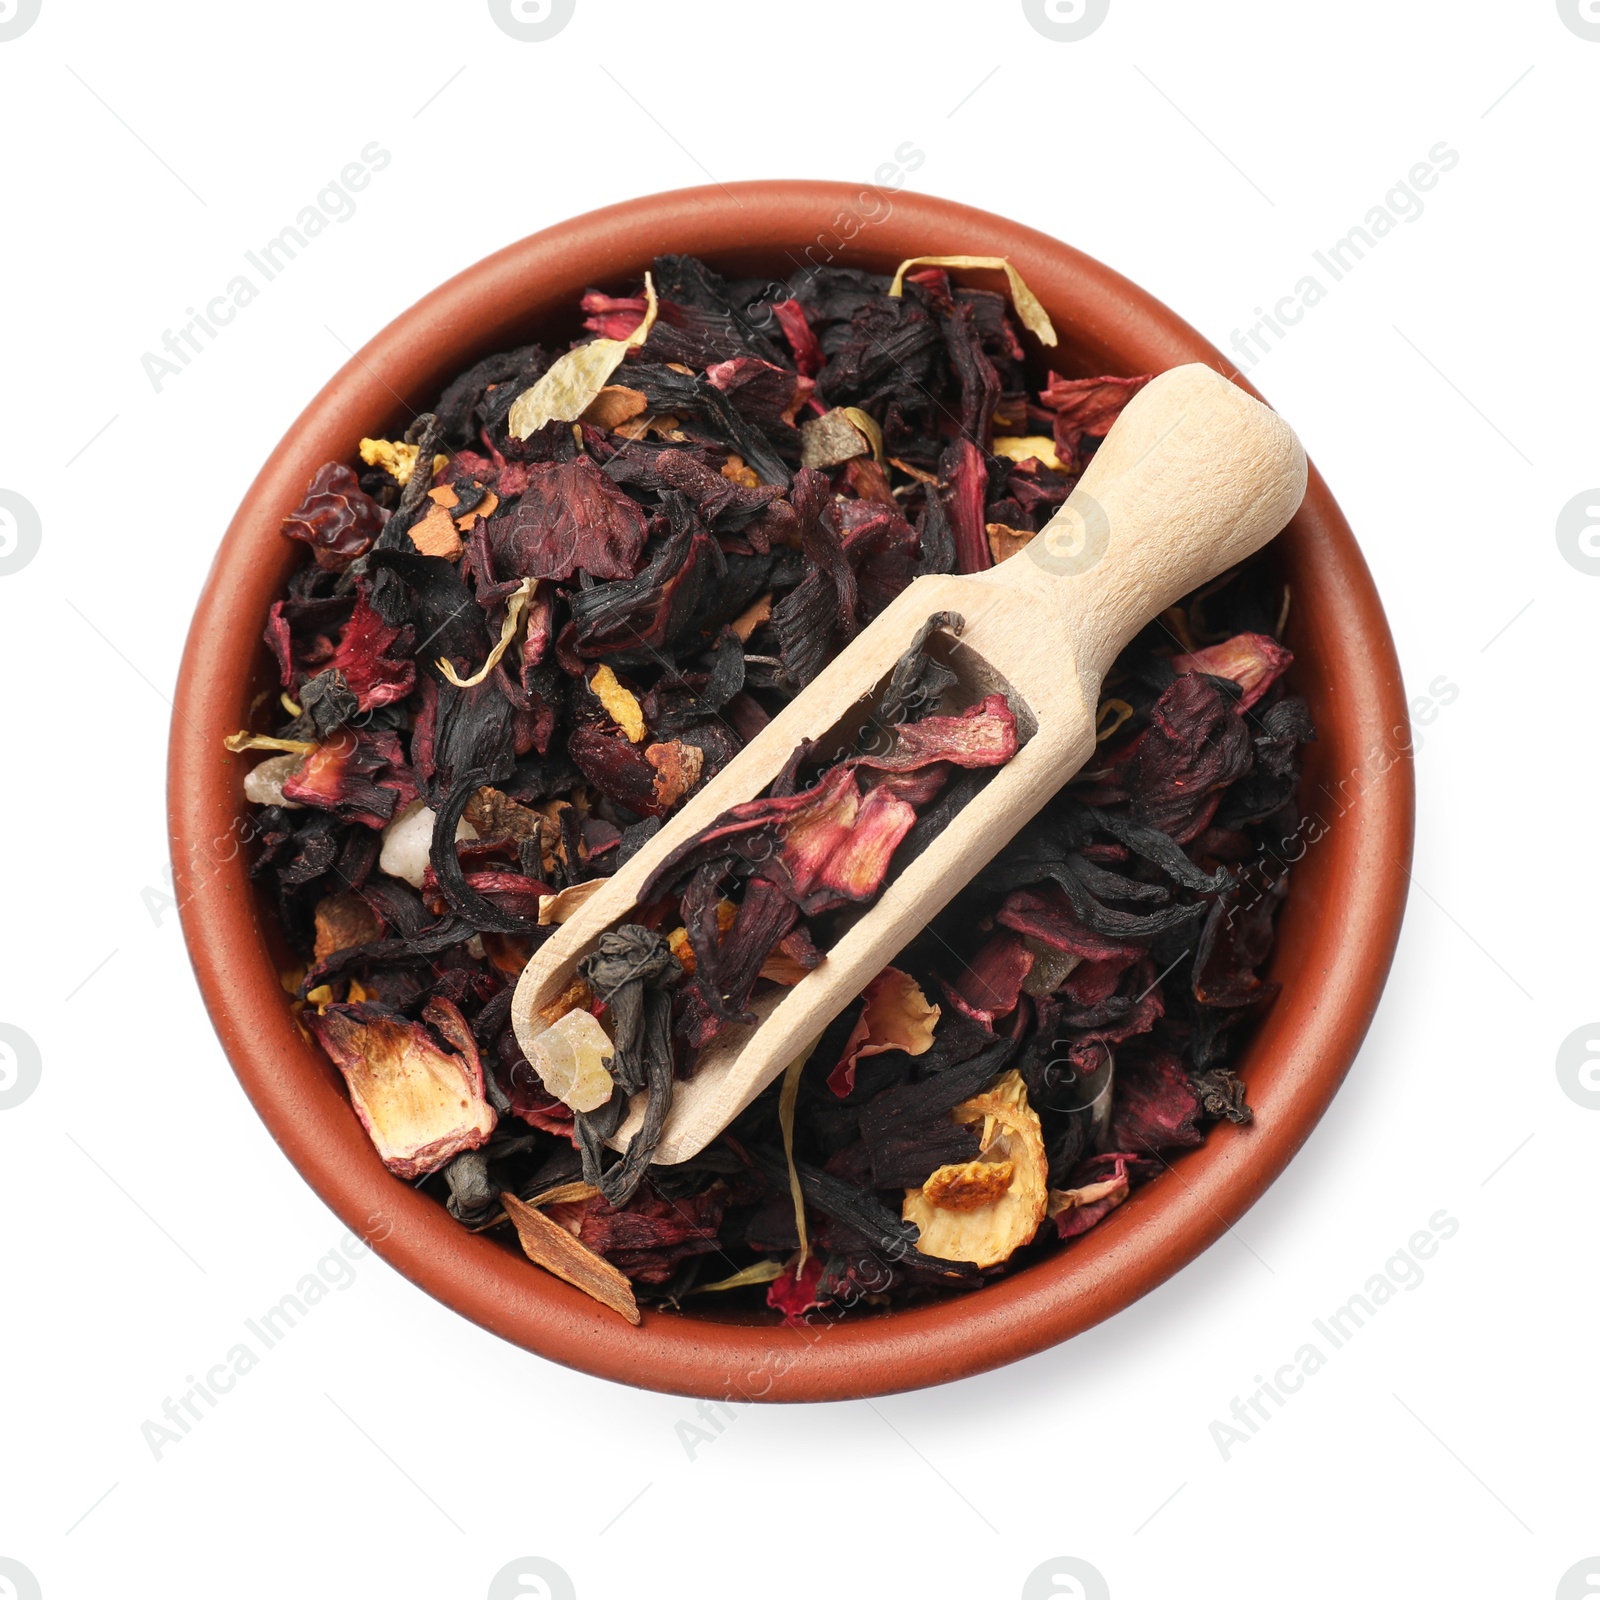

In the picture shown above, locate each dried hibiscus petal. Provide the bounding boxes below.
[1170,632,1293,711]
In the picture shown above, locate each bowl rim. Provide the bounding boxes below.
[169,179,1413,1402]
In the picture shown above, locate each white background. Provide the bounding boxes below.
[1,3,1594,1597]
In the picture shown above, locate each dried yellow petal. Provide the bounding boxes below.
[527,1006,616,1114]
[887,256,1057,347]
[359,437,419,483]
[690,1260,786,1295]
[437,578,535,689]
[991,434,1065,471]
[508,273,658,439]
[839,406,884,463]
[224,731,316,756]
[589,664,646,742]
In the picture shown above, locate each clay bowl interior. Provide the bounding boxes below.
[170,181,1411,1401]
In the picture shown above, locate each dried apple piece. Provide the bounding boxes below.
[306,998,496,1179]
[500,1191,641,1325]
[903,1069,1048,1268]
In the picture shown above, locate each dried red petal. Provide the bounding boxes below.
[1170,632,1293,711]
[568,723,671,817]
[944,931,1034,1024]
[1053,1152,1134,1239]
[940,438,991,573]
[860,692,1018,773]
[281,730,417,828]
[766,1252,827,1319]
[1106,1043,1205,1154]
[772,298,823,377]
[327,585,416,711]
[1130,674,1254,844]
[581,289,649,340]
[996,885,1142,963]
[487,456,649,582]
[774,769,917,914]
[1037,373,1152,471]
[546,1185,725,1284]
[827,967,940,1096]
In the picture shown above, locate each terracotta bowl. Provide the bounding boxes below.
[170,181,1412,1401]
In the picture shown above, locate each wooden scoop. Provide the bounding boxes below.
[511,364,1307,1164]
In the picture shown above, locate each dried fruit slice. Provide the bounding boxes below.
[500,1191,641,1325]
[903,1069,1048,1268]
[526,1006,617,1114]
[305,998,496,1179]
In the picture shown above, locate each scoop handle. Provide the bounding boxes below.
[993,363,1307,691]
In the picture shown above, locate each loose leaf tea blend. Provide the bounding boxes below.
[232,252,1311,1323]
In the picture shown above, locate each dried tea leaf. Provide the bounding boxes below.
[903,1069,1048,1267]
[527,1006,616,1114]
[588,664,647,742]
[992,434,1065,471]
[508,273,658,440]
[538,878,606,926]
[500,1191,641,1325]
[887,255,1057,346]
[438,577,536,689]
